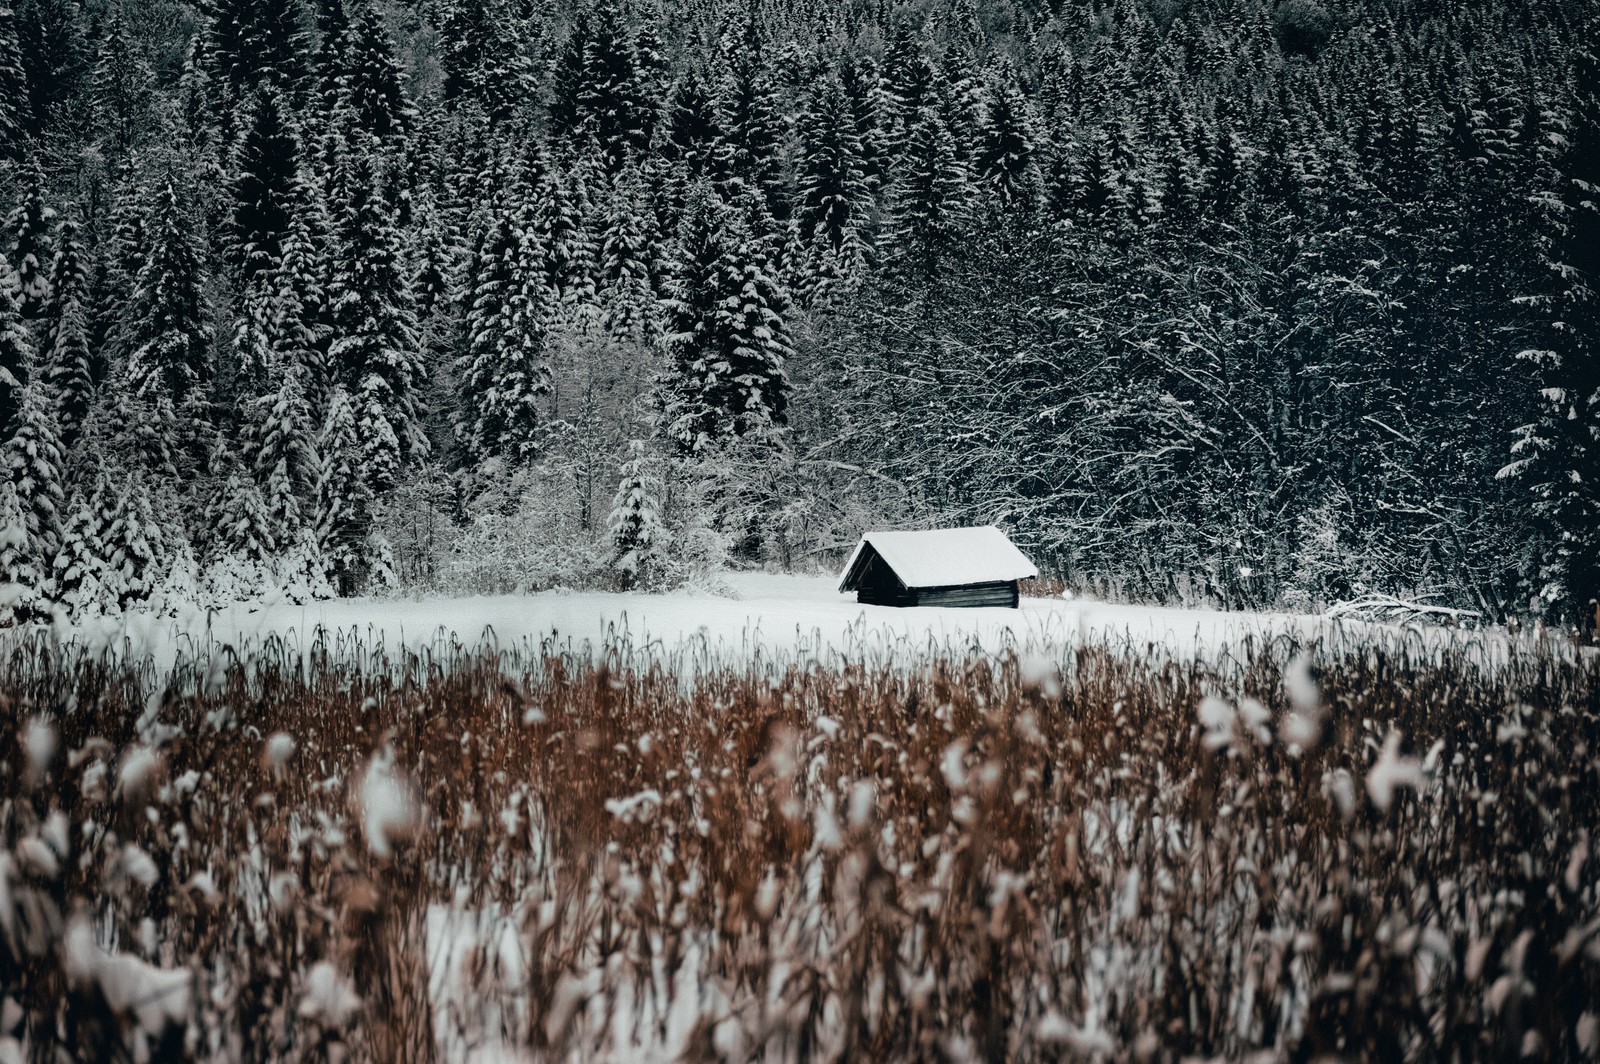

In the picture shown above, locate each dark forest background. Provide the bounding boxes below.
[0,0,1597,621]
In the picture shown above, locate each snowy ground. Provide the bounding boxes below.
[53,571,1529,673]
[77,572,1323,665]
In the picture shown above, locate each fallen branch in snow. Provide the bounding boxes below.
[1326,593,1482,625]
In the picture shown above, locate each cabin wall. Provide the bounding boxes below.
[856,581,1020,609]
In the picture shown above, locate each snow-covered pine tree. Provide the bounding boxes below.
[599,165,658,345]
[124,180,212,468]
[0,258,29,438]
[0,478,44,622]
[97,471,170,610]
[718,187,790,439]
[49,467,114,614]
[12,0,88,141]
[337,0,414,141]
[888,103,970,279]
[202,0,308,102]
[796,73,873,300]
[878,22,935,159]
[230,277,276,410]
[228,85,301,286]
[527,154,597,313]
[51,479,109,617]
[43,268,91,440]
[311,384,376,594]
[254,360,318,522]
[200,439,278,602]
[657,182,789,455]
[42,209,84,343]
[578,0,650,163]
[7,157,54,320]
[278,187,334,401]
[1502,28,1600,629]
[5,381,64,561]
[327,144,427,490]
[657,183,726,455]
[609,439,666,590]
[0,2,24,159]
[91,6,154,157]
[439,0,531,124]
[455,193,550,463]
[713,13,785,216]
[976,64,1040,210]
[664,63,720,177]
[91,159,146,360]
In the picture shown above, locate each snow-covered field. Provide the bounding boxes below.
[81,572,1334,666]
[57,570,1532,676]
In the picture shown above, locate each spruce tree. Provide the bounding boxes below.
[201,440,278,599]
[976,67,1040,210]
[327,145,426,489]
[664,65,720,176]
[456,196,550,463]
[96,471,169,610]
[42,210,85,346]
[0,3,24,158]
[51,478,109,617]
[277,187,334,399]
[1503,30,1600,628]
[91,7,154,156]
[253,362,317,542]
[0,260,29,437]
[228,86,302,286]
[7,158,54,321]
[576,0,653,162]
[5,381,64,557]
[796,74,872,257]
[889,104,970,278]
[0,478,45,622]
[599,165,658,344]
[438,0,530,124]
[311,384,375,594]
[657,183,788,454]
[714,13,785,216]
[718,189,790,437]
[124,181,211,415]
[13,0,87,139]
[202,0,308,101]
[609,439,665,589]
[338,0,414,140]
[43,278,91,440]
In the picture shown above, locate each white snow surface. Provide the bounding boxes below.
[46,571,1532,673]
[61,572,1337,668]
[837,525,1038,591]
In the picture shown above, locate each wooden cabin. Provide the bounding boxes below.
[837,526,1038,608]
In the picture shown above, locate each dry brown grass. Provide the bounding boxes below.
[1,629,1597,1062]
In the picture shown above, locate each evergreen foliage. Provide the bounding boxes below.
[0,3,24,158]
[124,182,211,416]
[455,191,550,463]
[7,158,54,321]
[0,260,30,439]
[608,438,665,589]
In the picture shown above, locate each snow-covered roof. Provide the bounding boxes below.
[837,526,1038,592]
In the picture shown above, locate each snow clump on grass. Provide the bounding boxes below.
[1279,654,1325,751]
[357,746,419,859]
[1367,729,1427,812]
[300,961,361,1027]
[263,732,296,772]
[20,718,55,779]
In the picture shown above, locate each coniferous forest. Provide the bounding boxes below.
[0,0,1598,623]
